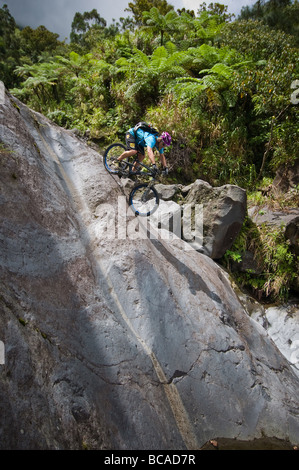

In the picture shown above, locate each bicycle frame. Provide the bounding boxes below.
[118,157,158,181]
[103,142,161,216]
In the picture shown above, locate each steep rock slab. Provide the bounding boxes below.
[0,91,299,450]
[0,92,187,450]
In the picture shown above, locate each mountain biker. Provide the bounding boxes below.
[117,127,172,175]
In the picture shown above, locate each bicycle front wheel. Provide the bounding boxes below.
[103,143,126,174]
[129,183,159,217]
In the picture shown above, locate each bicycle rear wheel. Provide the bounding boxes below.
[129,183,159,217]
[103,143,127,174]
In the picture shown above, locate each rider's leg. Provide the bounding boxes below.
[132,152,144,171]
[118,132,138,162]
[117,149,137,161]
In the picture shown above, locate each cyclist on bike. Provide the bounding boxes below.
[117,127,172,175]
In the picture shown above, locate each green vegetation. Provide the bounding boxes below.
[1,0,298,302]
[223,216,298,301]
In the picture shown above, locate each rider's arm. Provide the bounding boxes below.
[159,152,167,168]
[146,146,156,165]
[147,143,167,168]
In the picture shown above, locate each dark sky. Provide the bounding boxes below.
[3,0,256,41]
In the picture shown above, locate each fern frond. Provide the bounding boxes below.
[164,41,177,55]
[125,80,145,98]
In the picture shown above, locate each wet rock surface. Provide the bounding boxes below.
[0,91,299,450]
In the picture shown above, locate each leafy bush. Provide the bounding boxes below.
[222,217,298,301]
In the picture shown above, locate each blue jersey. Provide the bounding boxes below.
[129,128,164,154]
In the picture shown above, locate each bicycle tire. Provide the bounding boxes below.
[129,183,159,217]
[103,143,127,174]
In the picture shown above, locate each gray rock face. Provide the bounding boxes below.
[251,303,299,378]
[0,90,299,450]
[182,179,247,259]
[248,206,299,229]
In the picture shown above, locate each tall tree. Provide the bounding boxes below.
[0,4,20,87]
[70,9,107,45]
[125,0,174,25]
[197,2,235,22]
[239,0,298,42]
[114,43,189,110]
[20,26,62,61]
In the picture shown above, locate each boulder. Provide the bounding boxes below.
[285,216,299,256]
[120,178,246,260]
[248,206,299,228]
[0,90,299,450]
[182,179,247,259]
[155,183,182,201]
[273,159,299,193]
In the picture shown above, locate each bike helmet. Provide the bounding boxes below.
[161,132,172,146]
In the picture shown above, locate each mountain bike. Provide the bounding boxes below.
[103,142,160,217]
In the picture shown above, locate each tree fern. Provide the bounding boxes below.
[200,63,234,80]
[114,44,191,103]
[164,40,177,56]
[171,58,238,110]
[142,7,179,45]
